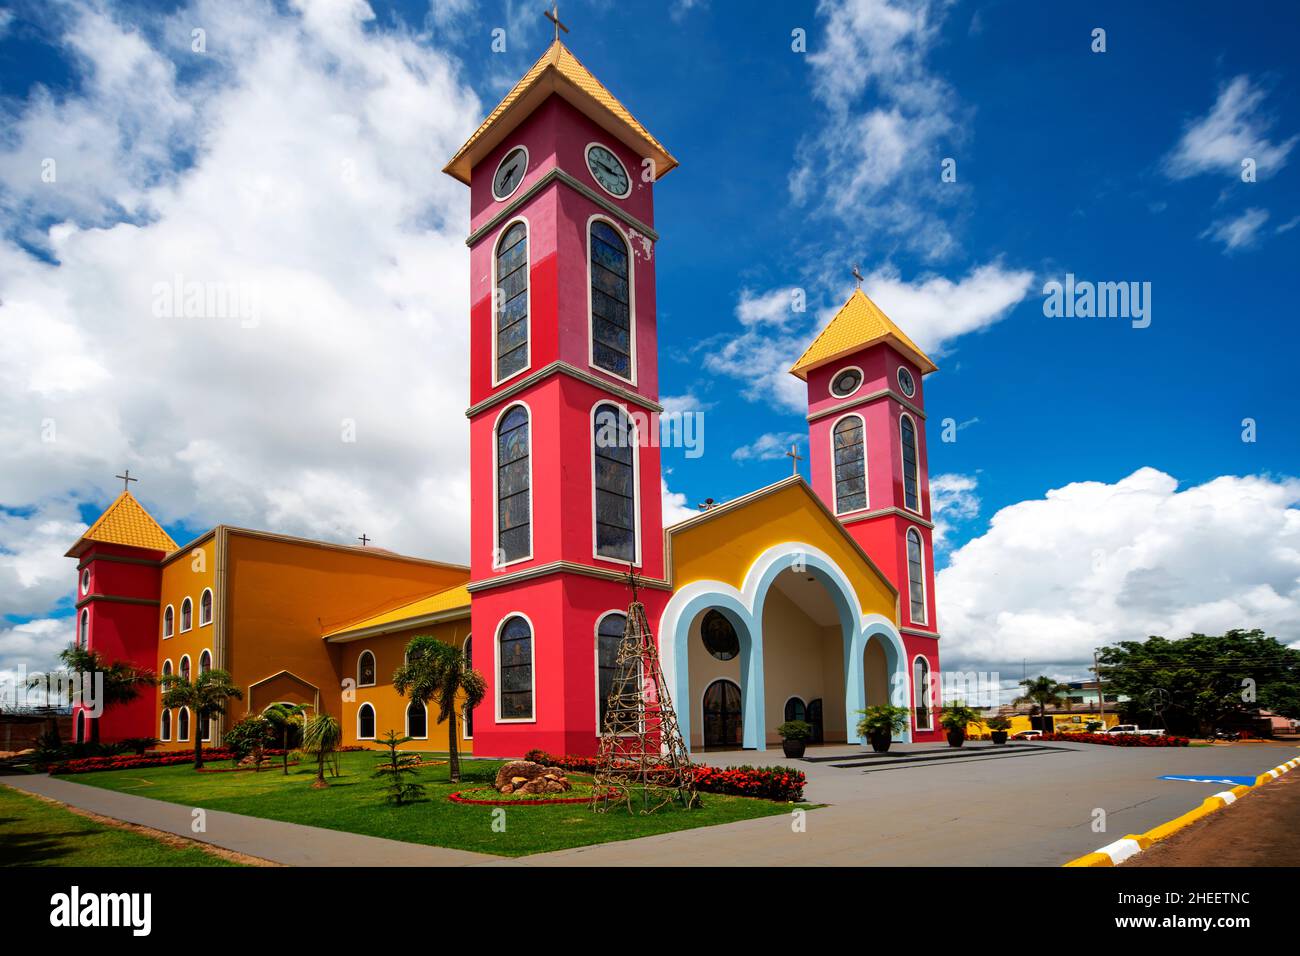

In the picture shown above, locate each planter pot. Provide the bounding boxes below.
[781,738,807,759]
[868,733,892,753]
[946,729,965,748]
[991,731,1008,745]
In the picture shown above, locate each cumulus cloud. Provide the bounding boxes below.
[929,472,979,550]
[731,431,805,463]
[937,468,1300,675]
[0,0,483,673]
[1200,207,1270,252]
[661,477,697,527]
[1164,75,1296,181]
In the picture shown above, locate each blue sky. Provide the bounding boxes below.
[1,0,1297,680]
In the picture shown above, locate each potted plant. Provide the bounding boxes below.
[856,705,910,753]
[940,701,982,748]
[984,713,1012,745]
[777,720,812,758]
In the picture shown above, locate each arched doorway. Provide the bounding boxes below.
[702,679,742,748]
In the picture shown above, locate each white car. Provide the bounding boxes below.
[1106,724,1165,736]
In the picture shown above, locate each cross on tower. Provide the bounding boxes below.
[852,264,865,289]
[357,534,370,547]
[543,1,569,40]
[785,443,804,476]
[114,469,138,492]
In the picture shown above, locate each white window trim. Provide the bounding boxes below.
[356,649,376,687]
[404,699,429,741]
[589,400,643,567]
[177,706,191,742]
[912,655,933,731]
[490,215,532,388]
[898,411,923,516]
[180,596,193,633]
[357,702,376,740]
[461,635,473,740]
[80,568,90,596]
[830,412,869,517]
[906,526,928,626]
[162,658,173,680]
[163,604,174,639]
[492,400,534,569]
[160,709,171,742]
[491,144,529,202]
[179,654,192,683]
[494,612,536,724]
[198,649,212,675]
[585,214,637,386]
[829,364,865,399]
[78,609,89,647]
[584,142,633,200]
[699,678,742,749]
[199,587,213,626]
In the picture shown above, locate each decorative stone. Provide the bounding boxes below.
[493,759,571,795]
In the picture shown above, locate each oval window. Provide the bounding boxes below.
[830,367,863,398]
[700,610,740,661]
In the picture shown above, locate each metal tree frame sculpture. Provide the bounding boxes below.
[591,572,698,814]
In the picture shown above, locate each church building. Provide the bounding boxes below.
[65,38,943,757]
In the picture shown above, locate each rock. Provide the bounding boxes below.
[493,759,571,795]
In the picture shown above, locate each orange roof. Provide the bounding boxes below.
[65,491,178,557]
[789,289,938,380]
[322,583,471,641]
[443,39,678,185]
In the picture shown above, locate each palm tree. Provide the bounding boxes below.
[392,635,486,784]
[57,645,155,746]
[300,713,342,788]
[262,702,306,775]
[1014,675,1070,734]
[160,669,243,769]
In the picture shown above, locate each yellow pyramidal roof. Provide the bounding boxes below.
[789,288,938,381]
[65,491,179,557]
[443,39,678,185]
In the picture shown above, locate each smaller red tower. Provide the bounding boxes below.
[792,289,944,741]
[64,489,176,744]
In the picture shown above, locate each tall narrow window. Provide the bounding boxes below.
[160,709,171,742]
[593,402,636,562]
[200,588,213,625]
[913,657,932,730]
[597,612,638,731]
[162,659,173,679]
[180,597,193,632]
[163,605,174,638]
[179,655,191,682]
[589,220,632,379]
[78,609,88,647]
[178,707,191,742]
[833,415,867,514]
[357,703,376,740]
[406,699,427,739]
[907,528,927,624]
[495,221,529,381]
[199,650,212,675]
[357,650,376,687]
[900,413,920,511]
[498,615,533,720]
[496,405,531,564]
[463,637,473,739]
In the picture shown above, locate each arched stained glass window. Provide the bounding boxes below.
[200,588,213,625]
[597,612,640,731]
[496,405,531,563]
[913,657,931,731]
[495,221,529,380]
[900,414,920,511]
[358,650,376,687]
[590,220,632,379]
[593,403,636,562]
[907,528,927,624]
[833,415,866,514]
[498,616,533,720]
[358,703,376,740]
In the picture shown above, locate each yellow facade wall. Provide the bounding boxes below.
[338,618,474,753]
[155,531,218,748]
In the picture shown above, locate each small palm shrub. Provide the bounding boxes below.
[372,730,426,805]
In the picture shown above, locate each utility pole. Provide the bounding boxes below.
[1094,649,1105,726]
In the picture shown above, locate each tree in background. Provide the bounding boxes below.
[371,730,426,805]
[57,645,155,746]
[300,713,342,789]
[263,702,306,775]
[160,669,243,769]
[392,635,486,785]
[1014,676,1069,734]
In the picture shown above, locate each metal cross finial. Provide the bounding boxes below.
[852,264,865,289]
[115,469,138,492]
[358,533,370,547]
[785,443,804,476]
[544,1,569,40]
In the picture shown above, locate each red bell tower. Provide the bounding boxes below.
[791,289,944,741]
[445,40,678,757]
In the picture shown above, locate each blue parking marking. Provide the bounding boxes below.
[1159,774,1257,786]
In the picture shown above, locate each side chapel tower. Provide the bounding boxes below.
[444,40,677,757]
[790,290,944,740]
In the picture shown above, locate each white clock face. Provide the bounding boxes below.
[586,144,631,198]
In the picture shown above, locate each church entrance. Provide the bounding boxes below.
[702,679,742,748]
[807,698,824,744]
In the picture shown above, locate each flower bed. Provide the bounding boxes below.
[48,745,365,775]
[448,783,617,807]
[1040,732,1189,747]
[523,751,807,802]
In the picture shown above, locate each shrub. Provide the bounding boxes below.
[1040,732,1189,747]
[522,751,806,802]
[776,720,812,741]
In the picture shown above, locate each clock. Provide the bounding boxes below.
[586,143,631,198]
[492,146,528,201]
[897,366,916,397]
[830,367,863,398]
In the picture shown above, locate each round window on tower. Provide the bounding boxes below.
[80,568,90,596]
[897,365,916,398]
[700,609,740,661]
[830,366,863,399]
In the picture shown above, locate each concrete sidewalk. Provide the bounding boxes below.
[2,774,498,867]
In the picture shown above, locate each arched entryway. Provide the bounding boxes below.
[702,679,742,748]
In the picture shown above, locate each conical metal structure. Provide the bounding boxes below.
[591,574,697,814]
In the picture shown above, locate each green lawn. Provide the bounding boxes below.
[71,751,801,857]
[0,784,240,867]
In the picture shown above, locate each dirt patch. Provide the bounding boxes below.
[22,790,279,867]
[1124,771,1300,866]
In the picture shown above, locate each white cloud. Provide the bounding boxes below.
[661,477,697,527]
[929,472,979,550]
[0,9,14,37]
[0,0,483,673]
[732,431,804,463]
[0,619,71,677]
[736,286,801,330]
[792,0,964,259]
[937,468,1300,673]
[1200,207,1269,252]
[1164,75,1296,181]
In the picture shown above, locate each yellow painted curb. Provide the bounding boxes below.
[1064,750,1300,867]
